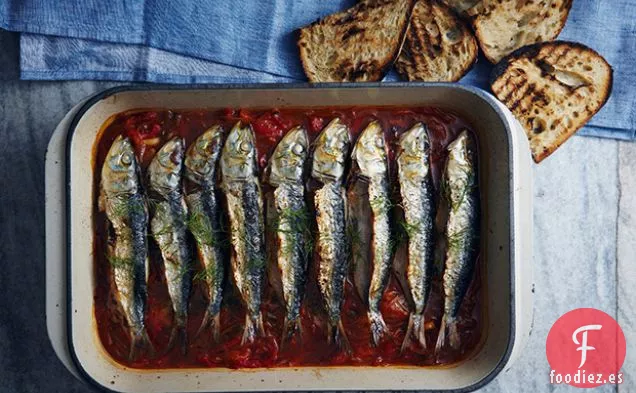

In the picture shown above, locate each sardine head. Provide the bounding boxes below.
[445,130,477,203]
[102,135,140,195]
[397,123,431,180]
[446,130,475,170]
[148,137,185,195]
[311,118,350,183]
[220,122,258,181]
[185,125,224,185]
[268,126,308,186]
[352,120,387,179]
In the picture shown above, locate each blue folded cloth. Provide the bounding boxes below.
[2,0,635,139]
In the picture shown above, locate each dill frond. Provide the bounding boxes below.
[187,211,217,247]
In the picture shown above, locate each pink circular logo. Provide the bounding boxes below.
[546,308,626,388]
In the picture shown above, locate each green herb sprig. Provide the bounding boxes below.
[274,207,314,259]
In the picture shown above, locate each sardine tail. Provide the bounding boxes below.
[336,319,352,355]
[401,313,415,353]
[241,314,256,345]
[435,317,447,355]
[401,313,426,353]
[179,327,188,355]
[448,320,460,350]
[196,309,221,342]
[417,315,427,350]
[129,329,154,361]
[166,326,177,353]
[369,311,388,347]
[327,323,336,345]
[166,324,188,355]
[280,316,301,348]
[256,312,265,337]
[241,313,264,345]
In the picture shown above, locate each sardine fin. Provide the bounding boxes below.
[401,313,415,353]
[280,316,302,348]
[448,320,460,350]
[401,313,426,353]
[166,324,188,355]
[435,317,447,355]
[369,310,388,346]
[196,309,220,342]
[241,314,256,345]
[417,314,427,349]
[331,319,352,355]
[241,313,265,345]
[129,329,155,361]
[256,312,265,336]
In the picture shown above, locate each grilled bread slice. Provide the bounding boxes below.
[396,0,477,82]
[298,0,413,82]
[465,0,573,63]
[491,41,613,163]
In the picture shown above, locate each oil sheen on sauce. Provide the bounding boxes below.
[93,107,483,369]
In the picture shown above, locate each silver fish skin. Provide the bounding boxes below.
[100,135,153,360]
[348,120,392,346]
[184,126,225,341]
[396,123,436,351]
[435,129,480,353]
[311,118,352,350]
[220,122,266,344]
[267,126,310,344]
[148,137,192,354]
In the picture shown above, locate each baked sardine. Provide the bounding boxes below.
[184,126,226,341]
[348,120,392,346]
[267,126,310,344]
[311,118,351,350]
[148,137,192,354]
[396,123,436,351]
[100,135,153,360]
[436,130,480,352]
[220,122,266,344]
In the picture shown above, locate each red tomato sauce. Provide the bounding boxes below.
[93,107,483,369]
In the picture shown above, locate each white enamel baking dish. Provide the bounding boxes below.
[46,83,533,392]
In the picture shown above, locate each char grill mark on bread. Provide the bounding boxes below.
[491,41,613,163]
[396,0,478,82]
[298,0,414,82]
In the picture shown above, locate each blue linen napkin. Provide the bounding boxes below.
[2,0,635,139]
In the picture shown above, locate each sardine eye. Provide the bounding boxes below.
[292,143,305,156]
[375,136,384,148]
[239,141,251,153]
[121,153,133,166]
[415,137,428,152]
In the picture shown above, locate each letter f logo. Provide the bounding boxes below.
[572,324,602,368]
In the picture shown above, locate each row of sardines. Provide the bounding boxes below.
[100,117,479,360]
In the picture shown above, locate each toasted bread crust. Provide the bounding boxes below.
[470,0,573,63]
[491,41,613,163]
[298,0,413,82]
[396,0,478,82]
